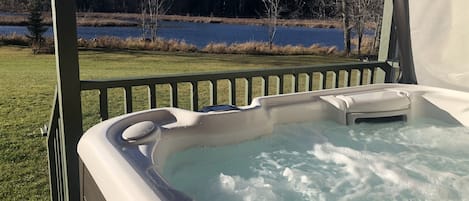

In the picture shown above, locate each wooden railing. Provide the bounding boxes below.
[80,61,394,120]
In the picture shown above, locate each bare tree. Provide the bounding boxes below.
[262,0,281,49]
[351,0,366,56]
[369,0,384,55]
[141,0,172,42]
[350,0,384,56]
[339,0,352,56]
[140,0,148,40]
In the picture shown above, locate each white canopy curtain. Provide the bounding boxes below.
[409,0,469,92]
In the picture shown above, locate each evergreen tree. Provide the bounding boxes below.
[27,0,48,54]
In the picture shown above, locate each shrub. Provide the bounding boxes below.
[0,33,29,46]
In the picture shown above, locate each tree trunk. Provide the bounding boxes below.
[141,0,147,39]
[262,0,279,50]
[358,33,362,56]
[320,0,326,19]
[372,15,382,55]
[342,0,351,56]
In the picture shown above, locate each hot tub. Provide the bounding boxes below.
[78,84,469,201]
[78,0,469,200]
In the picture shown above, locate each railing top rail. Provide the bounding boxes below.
[81,61,391,90]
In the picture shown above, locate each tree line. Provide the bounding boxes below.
[137,0,384,56]
[1,0,352,19]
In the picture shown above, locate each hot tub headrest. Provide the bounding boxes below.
[336,90,410,113]
[320,90,411,124]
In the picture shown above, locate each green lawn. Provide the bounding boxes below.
[0,46,356,200]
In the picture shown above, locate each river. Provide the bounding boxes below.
[0,21,346,49]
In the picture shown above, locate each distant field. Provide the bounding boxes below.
[0,46,356,200]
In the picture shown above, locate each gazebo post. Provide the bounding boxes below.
[393,0,417,84]
[51,0,83,200]
[378,0,395,62]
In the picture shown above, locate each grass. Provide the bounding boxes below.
[0,45,356,200]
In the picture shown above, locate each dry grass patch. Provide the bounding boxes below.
[77,36,197,52]
[202,41,337,56]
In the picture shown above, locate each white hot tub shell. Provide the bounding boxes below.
[78,84,469,201]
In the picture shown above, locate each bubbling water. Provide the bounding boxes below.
[163,119,469,201]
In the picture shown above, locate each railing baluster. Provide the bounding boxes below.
[230,78,236,105]
[170,83,178,108]
[247,77,253,104]
[278,75,284,94]
[242,78,248,105]
[263,76,269,96]
[294,73,299,93]
[346,70,352,87]
[322,72,327,89]
[57,118,65,201]
[211,80,218,105]
[354,69,361,86]
[99,88,108,121]
[364,68,371,84]
[359,69,364,85]
[124,87,132,113]
[274,76,280,95]
[191,81,198,111]
[309,73,314,91]
[54,135,63,201]
[302,73,309,91]
[48,135,58,201]
[148,85,156,109]
[370,67,376,84]
[50,133,60,199]
[332,70,340,88]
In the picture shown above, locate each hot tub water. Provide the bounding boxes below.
[163,119,469,201]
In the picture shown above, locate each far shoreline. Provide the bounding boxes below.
[0,12,343,29]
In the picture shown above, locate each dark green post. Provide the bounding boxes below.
[393,0,417,84]
[51,0,83,200]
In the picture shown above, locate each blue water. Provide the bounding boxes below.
[0,21,345,49]
[163,119,469,201]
